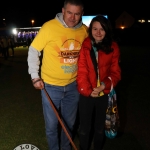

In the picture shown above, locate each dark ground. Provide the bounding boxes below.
[0,45,150,150]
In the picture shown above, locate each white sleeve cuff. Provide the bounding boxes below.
[31,73,40,80]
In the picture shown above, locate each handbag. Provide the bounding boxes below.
[105,77,120,139]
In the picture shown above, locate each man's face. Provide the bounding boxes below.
[62,3,83,27]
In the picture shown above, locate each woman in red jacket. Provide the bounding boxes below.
[77,15,121,150]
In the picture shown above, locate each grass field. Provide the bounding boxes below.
[0,45,150,150]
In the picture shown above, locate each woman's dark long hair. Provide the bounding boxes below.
[88,15,114,54]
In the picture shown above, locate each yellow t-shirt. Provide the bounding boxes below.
[31,19,88,86]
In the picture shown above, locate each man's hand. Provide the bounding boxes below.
[32,78,44,89]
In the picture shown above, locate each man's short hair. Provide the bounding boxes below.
[64,0,84,9]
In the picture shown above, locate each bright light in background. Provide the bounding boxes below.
[12,28,17,35]
[31,20,34,26]
[82,16,96,26]
[120,26,125,29]
[82,15,108,27]
[11,27,41,35]
[138,19,145,23]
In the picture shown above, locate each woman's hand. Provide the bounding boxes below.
[90,84,105,97]
[90,90,99,97]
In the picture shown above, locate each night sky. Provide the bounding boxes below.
[0,0,149,28]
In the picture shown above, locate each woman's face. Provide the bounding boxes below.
[92,21,106,43]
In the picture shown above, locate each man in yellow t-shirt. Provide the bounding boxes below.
[27,0,88,150]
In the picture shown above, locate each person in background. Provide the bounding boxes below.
[1,36,9,60]
[0,36,3,56]
[77,15,121,150]
[27,0,88,150]
[27,36,32,48]
[8,36,15,56]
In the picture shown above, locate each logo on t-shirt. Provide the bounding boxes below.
[60,39,81,60]
[14,144,39,150]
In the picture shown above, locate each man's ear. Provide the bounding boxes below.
[62,8,64,15]
[82,11,84,16]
